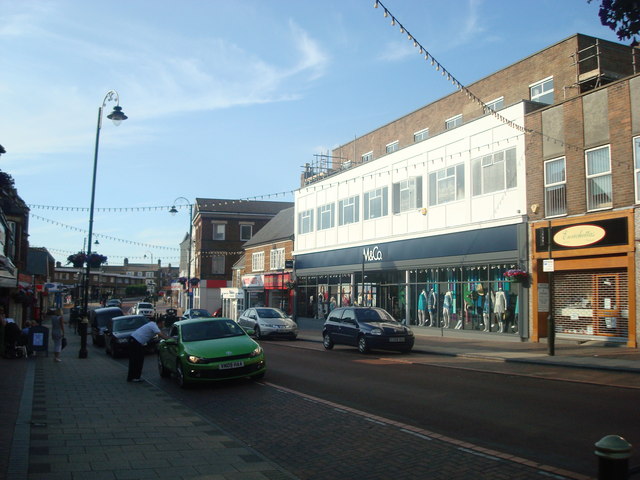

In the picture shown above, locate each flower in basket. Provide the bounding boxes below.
[87,253,107,266]
[67,252,87,267]
[285,281,296,290]
[504,269,528,281]
[189,277,200,286]
[177,276,188,285]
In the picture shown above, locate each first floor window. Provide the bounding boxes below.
[544,157,566,217]
[634,137,640,203]
[252,252,265,272]
[428,164,465,206]
[211,255,225,274]
[364,187,388,220]
[298,209,314,234]
[317,203,335,230]
[240,224,252,241]
[339,195,359,226]
[393,177,422,213]
[213,223,225,240]
[586,145,612,211]
[270,248,285,270]
[472,147,517,196]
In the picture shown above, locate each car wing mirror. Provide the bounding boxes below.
[162,338,177,345]
[243,327,255,336]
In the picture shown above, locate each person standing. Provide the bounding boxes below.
[46,308,65,362]
[127,318,169,382]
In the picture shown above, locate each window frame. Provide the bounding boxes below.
[316,203,335,230]
[212,223,226,241]
[240,224,253,241]
[486,97,504,112]
[585,145,613,211]
[211,254,225,275]
[338,195,360,226]
[471,147,517,197]
[530,76,554,105]
[298,209,314,234]
[252,252,265,272]
[393,177,422,213]
[361,151,373,163]
[634,136,640,203]
[364,186,389,220]
[270,248,285,270]
[428,163,465,206]
[544,156,567,217]
[385,141,399,154]
[413,128,429,143]
[445,114,463,130]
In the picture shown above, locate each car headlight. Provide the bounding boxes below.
[249,346,263,358]
[370,328,383,336]
[187,355,207,364]
[405,327,414,336]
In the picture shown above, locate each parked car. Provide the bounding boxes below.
[105,298,122,308]
[181,308,211,319]
[89,307,124,346]
[104,315,157,358]
[132,302,155,318]
[237,307,298,340]
[322,307,414,354]
[157,317,266,388]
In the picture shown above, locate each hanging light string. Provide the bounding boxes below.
[45,247,180,262]
[373,0,585,153]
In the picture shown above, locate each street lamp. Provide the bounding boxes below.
[169,197,193,310]
[80,90,127,359]
[144,251,154,264]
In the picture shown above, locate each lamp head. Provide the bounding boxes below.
[169,206,178,216]
[107,105,128,126]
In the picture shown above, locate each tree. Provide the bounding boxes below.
[589,0,640,43]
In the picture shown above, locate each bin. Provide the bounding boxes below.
[29,325,49,356]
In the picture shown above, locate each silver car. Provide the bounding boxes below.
[237,307,298,340]
[133,302,155,318]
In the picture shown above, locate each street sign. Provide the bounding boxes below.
[543,259,555,272]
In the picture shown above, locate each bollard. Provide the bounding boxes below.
[595,435,632,480]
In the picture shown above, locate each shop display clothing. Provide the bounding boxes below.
[417,289,427,326]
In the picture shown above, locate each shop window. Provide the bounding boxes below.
[212,255,224,274]
[252,252,264,272]
[544,157,566,217]
[317,203,335,230]
[471,147,517,196]
[364,187,388,220]
[585,145,612,211]
[338,195,359,226]
[393,177,422,213]
[530,77,554,104]
[298,209,314,234]
[428,164,465,206]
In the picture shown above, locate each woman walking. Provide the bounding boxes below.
[46,307,65,362]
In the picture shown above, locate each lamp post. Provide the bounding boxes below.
[80,90,127,359]
[169,198,193,310]
[144,251,154,264]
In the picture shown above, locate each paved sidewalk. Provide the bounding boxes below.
[1,328,297,480]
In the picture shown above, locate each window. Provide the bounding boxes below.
[145,272,154,278]
[428,164,465,206]
[544,157,567,216]
[393,177,422,213]
[317,203,335,230]
[386,141,399,154]
[270,248,285,270]
[634,137,640,203]
[362,151,373,163]
[486,97,504,112]
[445,114,462,130]
[530,77,554,105]
[586,145,612,211]
[252,252,265,272]
[338,195,360,226]
[240,224,252,241]
[298,209,314,234]
[471,147,517,196]
[364,187,388,220]
[414,128,429,143]
[213,223,225,240]
[212,255,225,274]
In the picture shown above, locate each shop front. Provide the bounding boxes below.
[295,223,529,338]
[264,272,293,314]
[530,209,636,347]
[241,273,265,309]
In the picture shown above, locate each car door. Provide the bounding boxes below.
[238,309,254,329]
[339,308,360,346]
[160,324,180,373]
[324,308,343,343]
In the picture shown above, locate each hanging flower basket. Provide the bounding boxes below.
[504,269,528,282]
[189,277,200,286]
[67,252,87,268]
[285,281,296,290]
[87,253,107,268]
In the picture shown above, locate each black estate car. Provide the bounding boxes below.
[322,307,414,354]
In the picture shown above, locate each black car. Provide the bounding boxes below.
[322,307,414,354]
[90,307,124,346]
[104,315,157,358]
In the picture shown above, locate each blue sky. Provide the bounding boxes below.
[0,0,623,267]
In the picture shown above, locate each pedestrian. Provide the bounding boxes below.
[127,317,169,382]
[46,307,65,362]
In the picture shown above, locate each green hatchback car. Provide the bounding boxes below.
[157,317,266,388]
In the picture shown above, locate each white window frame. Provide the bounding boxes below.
[634,136,640,203]
[471,147,517,196]
[270,248,285,270]
[212,223,226,241]
[364,187,388,220]
[386,141,399,154]
[240,224,253,241]
[428,164,465,206]
[211,255,225,274]
[317,203,335,230]
[361,151,373,163]
[486,97,504,112]
[445,114,463,130]
[585,145,613,211]
[413,128,429,143]
[298,209,314,234]
[393,177,422,213]
[544,157,567,217]
[530,76,554,105]
[338,195,359,226]
[252,252,265,272]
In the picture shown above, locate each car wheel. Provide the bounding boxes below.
[357,335,369,354]
[254,326,262,340]
[322,332,334,350]
[157,354,170,378]
[176,361,189,388]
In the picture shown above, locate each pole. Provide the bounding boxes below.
[547,221,555,356]
[361,252,365,306]
[187,203,193,310]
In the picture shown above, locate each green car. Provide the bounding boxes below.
[157,317,266,388]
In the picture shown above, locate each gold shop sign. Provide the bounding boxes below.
[553,224,606,248]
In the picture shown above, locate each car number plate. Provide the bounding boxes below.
[219,361,245,370]
[389,337,405,343]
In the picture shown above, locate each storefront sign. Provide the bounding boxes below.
[542,259,555,272]
[363,246,383,262]
[241,274,264,288]
[553,225,606,248]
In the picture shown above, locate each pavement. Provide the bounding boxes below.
[1,312,638,480]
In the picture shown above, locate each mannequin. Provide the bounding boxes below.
[417,289,427,326]
[427,287,437,327]
[442,291,453,328]
[494,288,507,333]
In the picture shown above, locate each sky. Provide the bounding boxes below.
[0,0,625,268]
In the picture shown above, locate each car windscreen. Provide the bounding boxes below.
[96,310,123,327]
[189,309,209,317]
[256,308,286,319]
[113,317,147,332]
[181,320,245,342]
[355,308,396,323]
[138,303,153,309]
